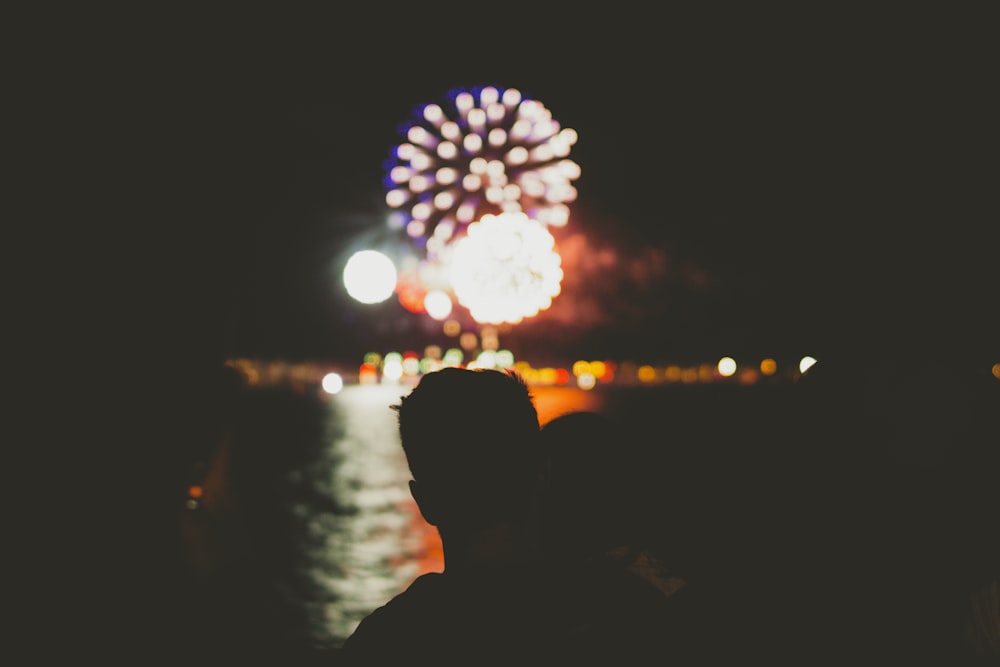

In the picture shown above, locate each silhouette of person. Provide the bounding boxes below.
[786,349,1000,663]
[171,364,341,665]
[536,410,706,662]
[340,367,549,664]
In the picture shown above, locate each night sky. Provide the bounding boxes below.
[70,11,997,372]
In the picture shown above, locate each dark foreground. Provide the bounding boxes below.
[87,370,999,664]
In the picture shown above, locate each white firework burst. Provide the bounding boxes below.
[384,85,580,261]
[450,211,564,325]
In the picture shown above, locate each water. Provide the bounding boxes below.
[319,383,441,642]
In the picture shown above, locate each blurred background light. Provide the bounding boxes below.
[799,356,818,374]
[321,372,344,395]
[343,250,397,304]
[717,357,737,377]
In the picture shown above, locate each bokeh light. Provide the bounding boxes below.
[382,352,404,382]
[443,348,464,366]
[423,289,453,320]
[799,355,818,374]
[495,350,515,368]
[343,250,397,304]
[321,372,344,394]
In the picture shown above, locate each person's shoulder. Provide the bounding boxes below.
[354,572,446,622]
[341,570,529,647]
[342,568,549,664]
[341,573,445,652]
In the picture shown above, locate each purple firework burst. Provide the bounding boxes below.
[384,85,580,261]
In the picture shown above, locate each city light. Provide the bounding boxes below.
[717,357,737,377]
[321,372,344,395]
[799,356,818,374]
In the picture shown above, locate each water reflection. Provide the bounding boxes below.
[318,383,442,644]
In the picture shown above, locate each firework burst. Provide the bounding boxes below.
[384,85,580,261]
[450,211,563,325]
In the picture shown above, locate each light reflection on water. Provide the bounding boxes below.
[313,383,443,645]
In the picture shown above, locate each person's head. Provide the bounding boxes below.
[539,410,644,556]
[392,367,542,535]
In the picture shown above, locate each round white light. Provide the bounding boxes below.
[343,250,397,304]
[423,289,453,320]
[321,372,344,395]
[717,357,737,377]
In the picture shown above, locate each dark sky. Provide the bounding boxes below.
[70,11,997,371]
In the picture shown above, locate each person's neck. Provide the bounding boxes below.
[440,520,538,575]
